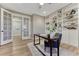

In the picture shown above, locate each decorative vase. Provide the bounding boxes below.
[50,32,54,39]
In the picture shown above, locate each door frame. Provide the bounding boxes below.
[1,8,13,45]
[22,16,31,39]
[12,13,31,40]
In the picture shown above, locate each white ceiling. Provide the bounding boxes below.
[0,3,69,16]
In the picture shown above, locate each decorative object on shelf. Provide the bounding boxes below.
[63,8,78,30]
[64,26,77,29]
[46,26,50,31]
[64,23,77,29]
[58,22,62,28]
[50,19,57,32]
[70,9,76,15]
[53,16,57,20]
[46,21,51,34]
[64,9,76,19]
[46,22,49,25]
[57,9,62,18]
[58,22,62,32]
[58,10,62,13]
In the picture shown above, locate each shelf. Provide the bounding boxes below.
[63,13,78,19]
[63,16,78,23]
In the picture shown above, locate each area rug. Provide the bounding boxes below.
[27,43,79,56]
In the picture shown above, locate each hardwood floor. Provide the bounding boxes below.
[60,43,79,55]
[0,36,79,56]
[0,36,32,56]
[0,42,12,56]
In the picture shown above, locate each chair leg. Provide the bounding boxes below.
[57,47,59,56]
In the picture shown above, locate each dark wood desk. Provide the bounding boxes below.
[34,34,59,56]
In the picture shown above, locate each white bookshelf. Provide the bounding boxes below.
[45,3,79,48]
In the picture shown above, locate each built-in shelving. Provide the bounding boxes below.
[45,3,79,47]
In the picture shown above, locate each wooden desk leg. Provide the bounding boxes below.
[50,40,52,56]
[39,37,40,44]
[57,47,59,56]
[34,34,35,45]
[57,40,59,56]
[50,45,52,56]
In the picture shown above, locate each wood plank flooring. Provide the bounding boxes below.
[60,43,79,55]
[0,36,79,56]
[0,36,32,56]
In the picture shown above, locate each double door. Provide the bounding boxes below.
[1,8,12,45]
[0,8,31,45]
[12,15,31,40]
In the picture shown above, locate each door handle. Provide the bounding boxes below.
[1,31,4,32]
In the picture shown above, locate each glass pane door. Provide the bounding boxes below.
[1,9,12,45]
[22,17,30,39]
[12,16,22,37]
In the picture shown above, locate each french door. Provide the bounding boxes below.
[1,8,12,45]
[12,15,22,37]
[22,17,30,39]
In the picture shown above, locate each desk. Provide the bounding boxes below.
[34,34,59,56]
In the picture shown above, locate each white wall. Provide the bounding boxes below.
[32,15,45,34]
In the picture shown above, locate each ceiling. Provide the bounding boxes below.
[0,3,69,16]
